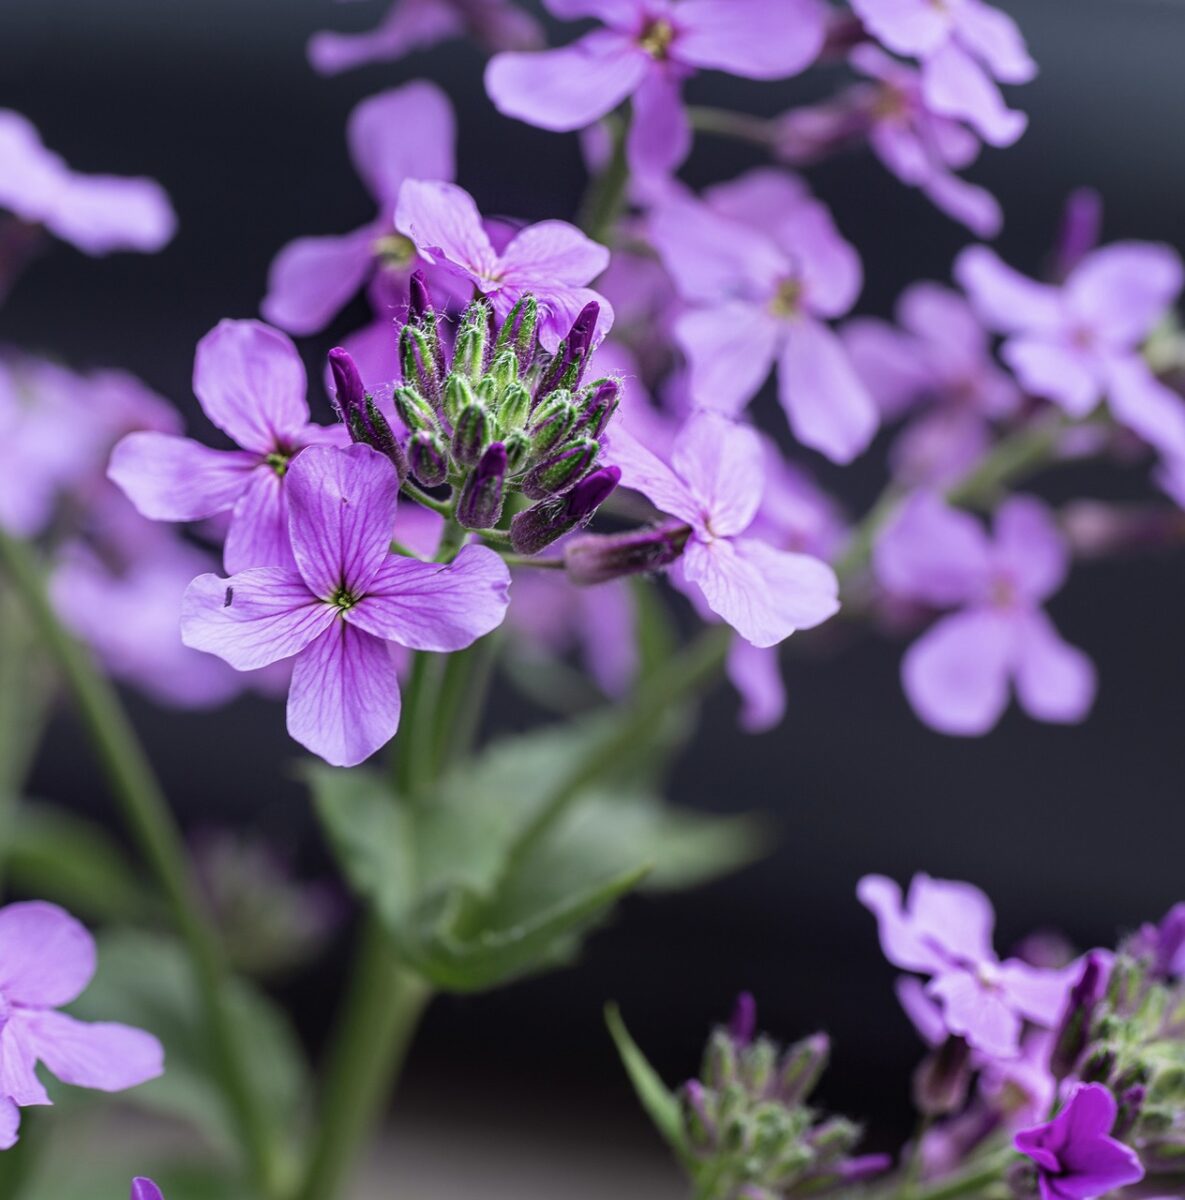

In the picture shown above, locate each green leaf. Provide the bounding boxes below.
[605,1003,686,1155]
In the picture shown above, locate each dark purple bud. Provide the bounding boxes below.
[729,993,757,1047]
[819,10,867,60]
[451,403,491,468]
[833,1155,893,1184]
[408,269,432,323]
[329,349,408,482]
[566,301,599,369]
[564,523,690,585]
[1051,952,1111,1079]
[534,302,600,403]
[521,437,598,500]
[777,1033,829,1107]
[1113,1084,1145,1141]
[510,466,620,555]
[680,1080,717,1152]
[457,442,506,529]
[328,347,366,417]
[1052,187,1103,282]
[408,430,448,488]
[575,378,620,437]
[912,1035,971,1116]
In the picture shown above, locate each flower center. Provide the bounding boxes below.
[374,233,417,271]
[265,451,292,477]
[639,17,676,59]
[989,573,1017,610]
[329,586,359,612]
[770,277,803,319]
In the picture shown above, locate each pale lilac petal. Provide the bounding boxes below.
[542,0,644,19]
[224,468,295,574]
[346,543,510,650]
[706,167,812,227]
[348,83,455,207]
[677,304,781,416]
[993,496,1068,602]
[44,174,177,257]
[675,0,826,78]
[1066,242,1184,348]
[895,976,946,1046]
[856,874,954,974]
[683,536,839,648]
[780,198,864,319]
[0,901,95,1007]
[727,638,786,732]
[874,491,991,605]
[308,0,462,74]
[671,411,763,538]
[778,317,878,464]
[485,33,649,133]
[847,0,952,57]
[902,607,1014,735]
[0,1026,50,1107]
[395,180,499,283]
[1012,608,1096,725]
[929,970,1021,1057]
[15,1010,163,1092]
[499,221,610,287]
[1002,337,1100,418]
[626,72,692,183]
[842,319,932,419]
[954,246,1063,335]
[1105,354,1185,460]
[996,960,1075,1028]
[921,169,1004,240]
[923,43,1027,148]
[261,227,378,337]
[955,0,1037,84]
[287,622,402,767]
[108,433,258,521]
[898,282,987,360]
[0,1098,19,1150]
[513,286,615,355]
[907,873,997,963]
[193,320,310,454]
[604,424,699,527]
[181,569,334,670]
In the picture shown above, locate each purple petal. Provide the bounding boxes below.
[1066,242,1184,349]
[0,1098,19,1150]
[682,536,839,648]
[43,174,176,257]
[108,432,258,522]
[842,318,933,419]
[131,1182,165,1200]
[954,245,1063,335]
[1105,353,1185,460]
[261,227,378,337]
[285,444,401,599]
[929,969,1021,1057]
[727,638,786,733]
[996,960,1076,1028]
[670,411,763,539]
[626,71,692,184]
[906,873,997,963]
[517,286,615,355]
[902,607,1014,735]
[895,975,947,1046]
[348,82,456,207]
[954,0,1036,84]
[603,424,699,528]
[778,317,878,464]
[677,304,781,416]
[193,320,310,454]
[1002,337,1100,418]
[346,543,510,651]
[676,0,827,78]
[705,165,811,227]
[287,622,402,767]
[922,43,1027,148]
[898,281,988,361]
[181,568,334,671]
[395,179,499,283]
[498,221,609,287]
[921,169,1004,240]
[0,901,95,1007]
[993,496,1069,602]
[224,468,296,574]
[542,0,645,20]
[778,198,864,320]
[1012,608,1096,726]
[485,32,648,133]
[0,1025,50,1107]
[308,0,462,74]
[848,0,951,57]
[15,1010,163,1092]
[855,874,962,975]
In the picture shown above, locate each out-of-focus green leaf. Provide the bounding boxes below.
[605,1003,687,1156]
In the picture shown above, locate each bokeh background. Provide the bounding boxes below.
[5,0,1185,1193]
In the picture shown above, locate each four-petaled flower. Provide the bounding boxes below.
[874,492,1096,736]
[181,443,511,767]
[607,410,840,648]
[110,320,345,573]
[0,901,164,1149]
[858,872,1075,1059]
[1015,1083,1145,1200]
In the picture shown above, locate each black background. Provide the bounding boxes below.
[4,0,1185,1163]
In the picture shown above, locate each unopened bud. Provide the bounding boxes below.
[575,378,621,436]
[408,269,432,323]
[444,374,478,427]
[408,430,448,488]
[454,303,491,381]
[730,993,758,1048]
[521,437,598,500]
[777,1033,829,1107]
[509,467,620,555]
[328,347,366,416]
[535,301,600,401]
[504,430,532,475]
[499,381,532,432]
[494,294,538,374]
[528,391,579,458]
[912,1036,971,1116]
[393,386,439,436]
[704,1029,740,1092]
[329,350,408,481]
[400,324,443,410]
[680,1081,717,1153]
[564,523,691,585]
[740,1038,778,1099]
[452,402,491,468]
[457,442,506,530]
[1051,952,1110,1079]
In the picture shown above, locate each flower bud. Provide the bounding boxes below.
[486,348,520,397]
[777,1033,829,1107]
[704,1029,740,1092]
[509,467,620,555]
[408,430,449,488]
[329,349,408,482]
[408,268,432,323]
[564,524,691,585]
[528,391,579,458]
[328,346,366,416]
[498,381,533,432]
[1051,952,1110,1079]
[535,301,599,401]
[400,323,443,410]
[680,1080,717,1153]
[444,373,478,428]
[521,437,599,500]
[504,430,533,475]
[730,993,758,1048]
[494,294,538,374]
[575,378,621,437]
[452,402,491,468]
[740,1038,778,1099]
[454,302,491,382]
[393,385,439,437]
[912,1036,971,1116]
[457,442,507,529]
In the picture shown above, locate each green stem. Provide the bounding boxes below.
[293,918,431,1200]
[579,113,630,245]
[400,481,452,517]
[500,553,564,570]
[0,529,282,1197]
[910,1155,1011,1200]
[687,105,776,147]
[395,652,442,798]
[430,632,501,776]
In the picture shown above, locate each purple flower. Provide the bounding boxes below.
[131,1182,164,1200]
[486,0,827,186]
[395,179,612,351]
[0,109,175,256]
[1015,1083,1145,1200]
[0,901,164,1149]
[109,320,345,573]
[181,443,511,766]
[956,243,1185,461]
[309,0,542,76]
[859,873,1074,1059]
[262,84,456,337]
[874,492,1096,736]
[848,0,1036,148]
[650,170,877,463]
[607,410,840,647]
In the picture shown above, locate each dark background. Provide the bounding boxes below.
[4,0,1185,1170]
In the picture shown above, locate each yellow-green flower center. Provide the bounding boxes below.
[639,18,676,59]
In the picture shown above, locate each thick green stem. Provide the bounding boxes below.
[579,113,630,245]
[0,530,282,1196]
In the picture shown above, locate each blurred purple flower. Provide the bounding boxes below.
[0,901,164,1149]
[262,83,457,338]
[110,320,345,573]
[956,242,1185,461]
[1015,1083,1144,1200]
[486,0,826,188]
[848,0,1036,148]
[309,0,542,75]
[395,179,612,351]
[181,444,510,766]
[859,873,1075,1059]
[650,170,877,463]
[874,492,1096,736]
[0,108,175,257]
[131,1182,164,1200]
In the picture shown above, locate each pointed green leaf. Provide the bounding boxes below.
[605,1003,686,1155]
